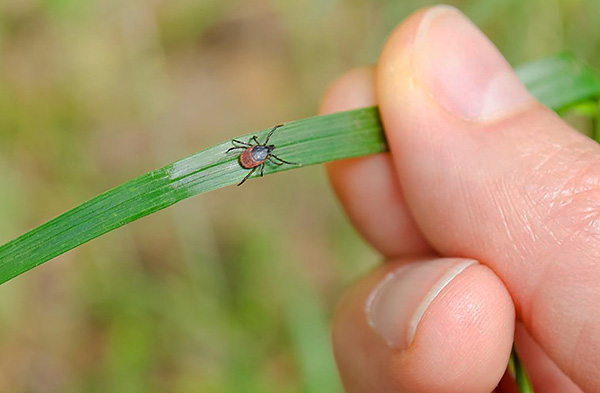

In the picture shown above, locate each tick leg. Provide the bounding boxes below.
[267,156,283,166]
[238,167,257,186]
[251,136,260,145]
[264,124,284,144]
[226,146,245,153]
[232,139,251,147]
[259,163,265,177]
[270,153,297,165]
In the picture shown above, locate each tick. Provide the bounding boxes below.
[227,124,297,186]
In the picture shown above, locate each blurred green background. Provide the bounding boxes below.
[0,0,599,392]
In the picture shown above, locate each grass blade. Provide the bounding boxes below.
[516,52,600,112]
[0,108,385,283]
[509,346,535,393]
[1,52,599,285]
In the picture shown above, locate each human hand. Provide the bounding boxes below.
[321,6,598,393]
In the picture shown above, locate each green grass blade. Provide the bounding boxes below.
[0,108,385,284]
[516,52,600,112]
[509,346,535,393]
[0,52,599,285]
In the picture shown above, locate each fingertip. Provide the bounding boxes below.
[333,258,514,393]
[320,66,377,115]
[403,263,514,392]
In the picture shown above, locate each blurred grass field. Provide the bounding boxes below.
[0,0,599,392]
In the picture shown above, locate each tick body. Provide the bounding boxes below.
[227,124,297,186]
[240,145,271,168]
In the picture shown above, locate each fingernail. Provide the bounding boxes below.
[366,258,477,349]
[415,6,533,122]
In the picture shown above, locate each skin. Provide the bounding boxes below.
[322,6,598,393]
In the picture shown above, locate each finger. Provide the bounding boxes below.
[496,373,519,393]
[496,324,584,393]
[333,257,514,393]
[321,67,431,257]
[377,5,600,388]
[513,323,583,393]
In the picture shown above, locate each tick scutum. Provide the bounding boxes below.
[251,145,271,162]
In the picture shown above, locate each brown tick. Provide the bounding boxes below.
[227,124,297,186]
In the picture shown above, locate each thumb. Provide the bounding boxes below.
[378,5,600,391]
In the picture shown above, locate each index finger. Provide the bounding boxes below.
[321,67,431,258]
